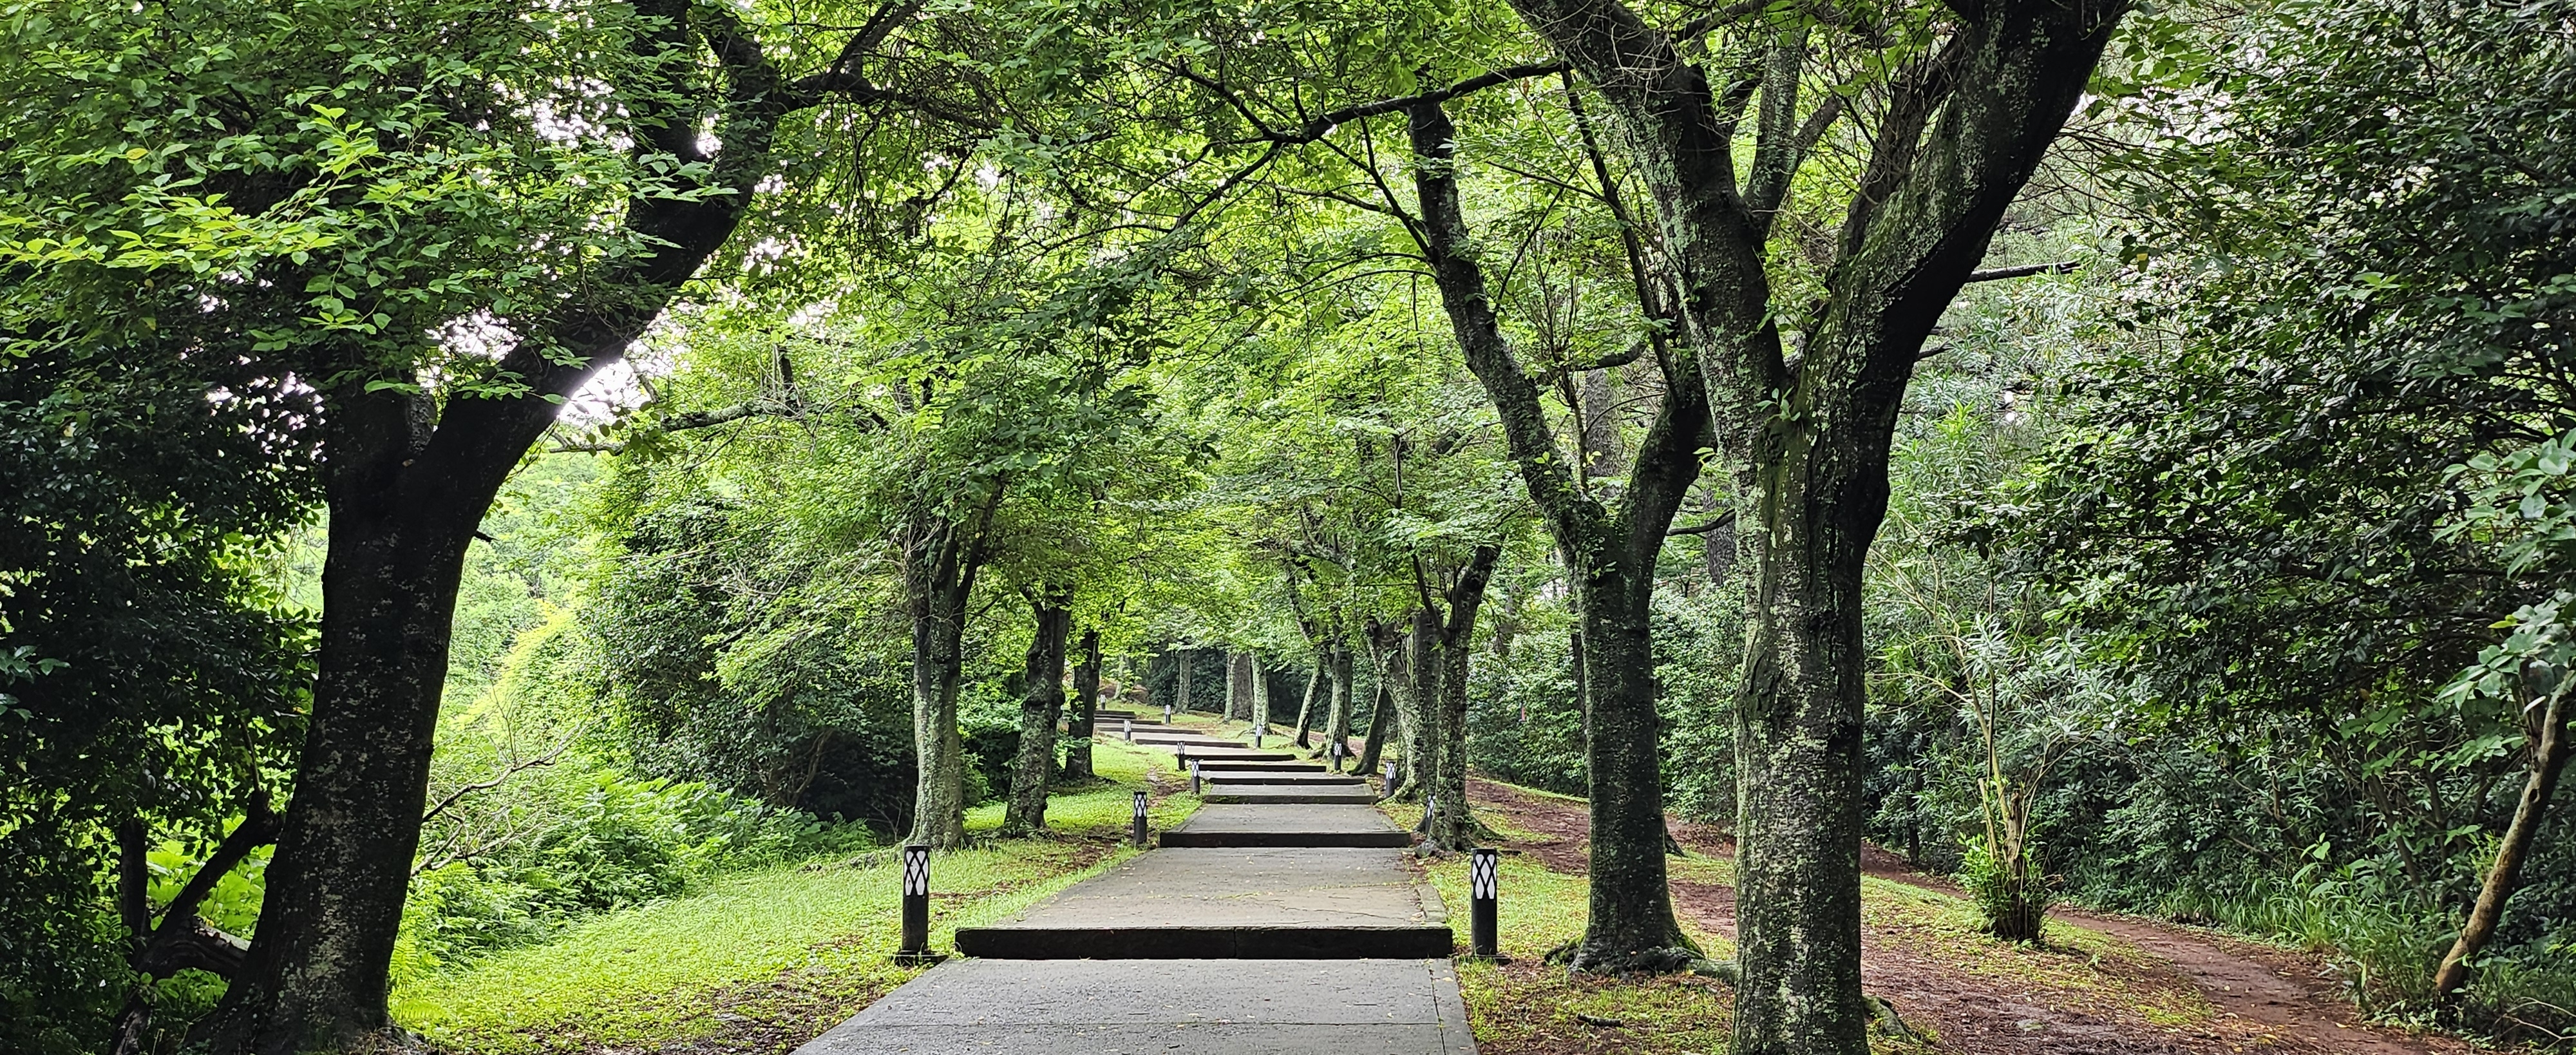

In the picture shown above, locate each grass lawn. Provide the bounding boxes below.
[393,739,1194,1054]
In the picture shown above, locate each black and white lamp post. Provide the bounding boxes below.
[1163,703,1174,724]
[898,844,933,963]
[1470,848,1500,958]
[1131,790,1150,847]
[1189,759,1203,794]
[1122,717,1133,741]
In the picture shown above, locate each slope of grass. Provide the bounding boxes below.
[394,739,1192,1054]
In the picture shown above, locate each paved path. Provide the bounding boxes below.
[796,959,1476,1054]
[796,718,1475,1055]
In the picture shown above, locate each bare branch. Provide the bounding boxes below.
[419,725,587,828]
[1964,261,2076,282]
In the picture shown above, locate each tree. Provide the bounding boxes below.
[3,0,1003,1043]
[1464,0,2125,1043]
[0,343,317,1054]
[2018,0,2571,1011]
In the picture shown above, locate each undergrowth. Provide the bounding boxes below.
[392,739,1191,1054]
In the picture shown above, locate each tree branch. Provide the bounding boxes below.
[1964,261,2076,282]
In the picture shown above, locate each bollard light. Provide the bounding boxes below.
[898,844,931,962]
[1252,726,1264,749]
[1470,848,1499,958]
[1123,718,1133,741]
[1164,703,1175,723]
[1327,742,1343,772]
[1131,790,1150,847]
[1189,759,1203,794]
[1382,760,1396,787]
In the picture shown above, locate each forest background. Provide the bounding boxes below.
[3,0,2573,1050]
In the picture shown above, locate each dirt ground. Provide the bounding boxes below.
[1466,777,2468,1055]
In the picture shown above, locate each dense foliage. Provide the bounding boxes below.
[5,0,2574,1049]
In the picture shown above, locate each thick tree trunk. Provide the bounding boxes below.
[211,386,544,1052]
[1177,648,1195,714]
[1726,435,1886,1044]
[1065,627,1100,781]
[2434,685,2572,996]
[1573,564,1694,965]
[1005,595,1071,833]
[1380,620,1437,799]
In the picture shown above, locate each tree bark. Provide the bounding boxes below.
[1065,627,1100,781]
[1358,683,1395,784]
[1253,655,1273,730]
[1323,645,1356,758]
[213,383,566,1053]
[1177,648,1196,714]
[2434,684,2572,996]
[1005,594,1071,833]
[1226,651,1250,720]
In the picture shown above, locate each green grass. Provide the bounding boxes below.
[393,739,1194,1054]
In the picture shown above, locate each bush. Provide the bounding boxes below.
[1958,839,2049,942]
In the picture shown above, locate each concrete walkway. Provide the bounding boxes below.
[795,718,1475,1055]
[797,958,1475,1054]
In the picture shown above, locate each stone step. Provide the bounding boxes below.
[1190,761,1330,774]
[1193,772,1366,786]
[795,959,1475,1055]
[953,847,1451,960]
[1172,748,1295,762]
[1159,804,1414,849]
[1202,785,1381,805]
[1133,733,1247,746]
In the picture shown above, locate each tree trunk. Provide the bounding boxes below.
[211,385,543,1052]
[1293,661,1322,747]
[1226,651,1249,720]
[1253,656,1273,731]
[904,505,986,850]
[1380,619,1437,799]
[1005,595,1071,833]
[1324,645,1356,757]
[1358,683,1394,786]
[2434,684,2572,996]
[1481,0,2117,1037]
[1177,648,1195,714]
[1065,627,1100,781]
[1425,546,1502,852]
